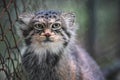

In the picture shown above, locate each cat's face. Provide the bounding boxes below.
[32,13,65,44]
[18,10,76,53]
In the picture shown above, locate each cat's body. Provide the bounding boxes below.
[17,10,105,80]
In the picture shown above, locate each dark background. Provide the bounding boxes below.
[0,0,120,80]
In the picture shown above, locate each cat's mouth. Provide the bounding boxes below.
[33,34,62,44]
[43,37,53,42]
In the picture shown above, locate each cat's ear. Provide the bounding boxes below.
[18,13,35,26]
[16,13,34,38]
[17,13,35,31]
[62,12,75,27]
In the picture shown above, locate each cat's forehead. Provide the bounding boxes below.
[34,10,61,19]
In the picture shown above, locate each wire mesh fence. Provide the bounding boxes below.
[0,0,27,80]
[0,0,68,80]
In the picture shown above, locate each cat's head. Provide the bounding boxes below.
[17,10,76,53]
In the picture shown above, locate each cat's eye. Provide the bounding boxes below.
[34,24,44,30]
[51,23,61,30]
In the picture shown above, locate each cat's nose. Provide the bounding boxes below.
[44,33,51,37]
[44,29,51,37]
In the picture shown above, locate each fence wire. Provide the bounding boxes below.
[0,0,27,80]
